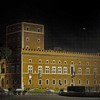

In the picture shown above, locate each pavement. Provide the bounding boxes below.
[0,94,100,100]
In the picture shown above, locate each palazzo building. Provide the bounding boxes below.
[4,22,100,90]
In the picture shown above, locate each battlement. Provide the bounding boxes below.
[21,48,100,58]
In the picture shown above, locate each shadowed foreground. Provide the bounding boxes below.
[0,94,100,100]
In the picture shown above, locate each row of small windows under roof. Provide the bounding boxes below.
[28,59,97,65]
[25,26,42,32]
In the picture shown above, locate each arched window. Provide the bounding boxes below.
[38,79,42,85]
[28,79,32,85]
[46,79,49,85]
[78,79,81,85]
[52,79,56,85]
[86,79,89,85]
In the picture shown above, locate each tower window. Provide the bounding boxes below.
[26,37,29,41]
[26,26,29,31]
[29,59,32,63]
[37,38,40,43]
[37,28,40,32]
[26,45,29,49]
[37,47,40,50]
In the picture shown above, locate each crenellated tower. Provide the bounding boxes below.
[6,22,44,89]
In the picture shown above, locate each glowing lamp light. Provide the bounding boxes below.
[82,27,86,30]
[29,75,32,79]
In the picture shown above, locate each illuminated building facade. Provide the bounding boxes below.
[0,59,6,88]
[5,22,100,90]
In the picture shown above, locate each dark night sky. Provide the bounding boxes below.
[0,1,100,53]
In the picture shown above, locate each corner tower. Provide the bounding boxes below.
[22,22,44,50]
[6,22,44,89]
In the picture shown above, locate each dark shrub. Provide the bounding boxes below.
[67,86,85,92]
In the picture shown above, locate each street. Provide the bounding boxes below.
[0,94,100,100]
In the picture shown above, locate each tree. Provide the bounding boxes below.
[0,47,12,59]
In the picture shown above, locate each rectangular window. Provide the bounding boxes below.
[38,66,42,74]
[52,66,56,74]
[93,68,97,79]
[71,66,74,75]
[58,67,62,74]
[78,68,82,74]
[28,65,33,73]
[86,68,90,74]
[45,66,50,73]
[63,67,68,74]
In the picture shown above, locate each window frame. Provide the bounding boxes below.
[28,65,33,73]
[58,67,62,74]
[52,66,56,74]
[45,66,50,74]
[63,67,68,74]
